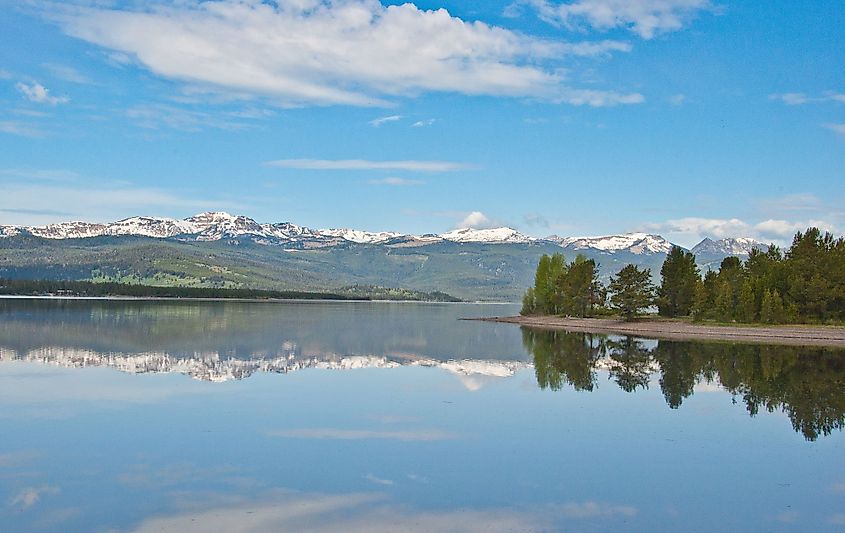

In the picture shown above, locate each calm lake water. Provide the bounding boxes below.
[1,298,844,532]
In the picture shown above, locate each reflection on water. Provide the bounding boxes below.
[1,299,845,532]
[523,329,845,441]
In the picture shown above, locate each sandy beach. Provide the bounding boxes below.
[471,315,845,347]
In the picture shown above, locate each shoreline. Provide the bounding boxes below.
[471,315,845,347]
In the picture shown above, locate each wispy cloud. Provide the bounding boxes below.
[369,115,403,127]
[9,486,60,510]
[368,177,424,186]
[770,92,845,105]
[16,82,69,105]
[411,119,436,127]
[265,159,474,172]
[266,428,458,441]
[53,0,642,107]
[125,104,252,132]
[42,63,92,84]
[0,180,240,225]
[669,94,686,106]
[824,123,845,136]
[523,213,551,228]
[0,121,45,138]
[363,474,394,486]
[132,490,636,533]
[515,0,713,39]
[0,168,81,182]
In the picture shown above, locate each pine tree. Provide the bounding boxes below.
[737,279,757,323]
[658,246,700,317]
[609,264,656,320]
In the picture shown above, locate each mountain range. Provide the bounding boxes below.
[0,212,769,301]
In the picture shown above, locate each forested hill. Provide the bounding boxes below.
[0,279,461,302]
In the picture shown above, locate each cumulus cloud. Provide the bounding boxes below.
[53,0,642,107]
[644,215,839,246]
[517,0,712,39]
[458,211,496,229]
[369,115,403,127]
[265,158,473,172]
[15,82,69,105]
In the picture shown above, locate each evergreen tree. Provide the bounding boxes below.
[737,279,757,322]
[658,245,700,317]
[609,264,656,320]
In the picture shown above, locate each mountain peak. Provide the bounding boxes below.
[692,237,768,257]
[554,232,673,255]
[440,227,534,244]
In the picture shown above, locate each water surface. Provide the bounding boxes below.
[1,299,843,532]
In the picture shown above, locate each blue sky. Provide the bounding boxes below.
[0,0,843,246]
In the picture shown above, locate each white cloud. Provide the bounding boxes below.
[669,93,686,106]
[411,118,436,127]
[824,123,845,136]
[458,211,495,229]
[9,486,60,510]
[770,92,809,105]
[369,115,403,127]
[265,159,473,172]
[15,82,69,105]
[267,428,458,441]
[770,92,845,105]
[368,177,424,186]
[644,215,839,246]
[523,213,551,228]
[54,0,641,107]
[0,121,45,137]
[42,63,92,84]
[126,103,252,131]
[363,473,394,486]
[131,490,636,533]
[519,0,712,39]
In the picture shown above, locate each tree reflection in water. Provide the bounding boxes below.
[522,328,845,441]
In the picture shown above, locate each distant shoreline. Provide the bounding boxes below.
[471,315,845,347]
[0,295,509,304]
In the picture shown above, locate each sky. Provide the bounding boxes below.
[0,0,843,247]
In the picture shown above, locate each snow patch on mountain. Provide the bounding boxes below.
[554,232,673,255]
[319,228,404,244]
[440,227,534,244]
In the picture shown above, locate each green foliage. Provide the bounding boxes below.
[658,245,699,317]
[608,264,656,319]
[521,253,603,316]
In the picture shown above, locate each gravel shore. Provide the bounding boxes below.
[471,316,845,347]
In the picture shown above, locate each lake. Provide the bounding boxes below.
[1,298,843,532]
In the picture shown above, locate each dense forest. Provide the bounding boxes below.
[0,279,461,302]
[522,227,845,324]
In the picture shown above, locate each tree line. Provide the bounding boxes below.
[522,227,845,324]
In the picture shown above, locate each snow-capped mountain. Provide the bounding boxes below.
[0,211,765,258]
[0,344,529,386]
[440,227,534,244]
[550,232,673,255]
[691,237,768,257]
[319,228,404,244]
